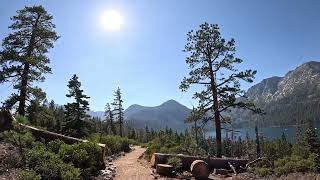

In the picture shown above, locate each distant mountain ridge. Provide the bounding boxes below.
[233,61,320,127]
[88,100,192,131]
[89,61,320,129]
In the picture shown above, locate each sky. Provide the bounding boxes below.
[0,0,320,111]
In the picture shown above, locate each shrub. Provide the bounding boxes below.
[25,143,80,179]
[47,139,64,154]
[58,142,104,178]
[167,157,181,168]
[16,169,41,180]
[253,167,272,177]
[93,135,131,155]
[274,153,318,176]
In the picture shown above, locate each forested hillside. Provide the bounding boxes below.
[232,61,320,127]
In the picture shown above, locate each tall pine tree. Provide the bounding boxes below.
[112,87,124,137]
[64,74,90,138]
[0,6,59,115]
[180,23,261,157]
[104,102,116,135]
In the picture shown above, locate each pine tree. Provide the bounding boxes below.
[185,106,208,146]
[112,87,124,137]
[180,22,261,157]
[304,121,318,154]
[104,102,116,135]
[0,6,59,115]
[64,74,90,138]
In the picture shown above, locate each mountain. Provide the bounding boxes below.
[88,100,192,131]
[87,111,104,119]
[233,61,320,127]
[124,100,192,131]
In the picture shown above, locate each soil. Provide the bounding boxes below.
[0,143,19,180]
[113,146,153,180]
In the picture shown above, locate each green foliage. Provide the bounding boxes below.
[112,87,124,137]
[167,157,181,168]
[104,103,116,135]
[64,74,91,138]
[25,142,80,180]
[58,142,104,178]
[0,5,59,115]
[253,167,272,177]
[180,22,261,157]
[15,114,28,124]
[16,169,41,180]
[47,139,64,154]
[261,135,291,161]
[90,134,131,155]
[1,130,34,148]
[274,153,318,176]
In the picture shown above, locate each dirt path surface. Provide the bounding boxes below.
[113,146,152,180]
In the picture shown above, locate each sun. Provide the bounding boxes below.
[100,10,124,31]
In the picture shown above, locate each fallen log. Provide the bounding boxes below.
[151,153,248,171]
[190,160,210,179]
[156,164,174,176]
[0,110,106,167]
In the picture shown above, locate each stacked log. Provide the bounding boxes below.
[151,153,248,171]
[156,164,174,176]
[190,160,210,179]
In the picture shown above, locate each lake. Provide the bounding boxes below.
[207,124,320,142]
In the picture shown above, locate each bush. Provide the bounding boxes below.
[25,143,80,179]
[58,142,104,178]
[274,153,318,176]
[47,139,64,154]
[16,169,41,180]
[167,157,181,167]
[90,135,131,155]
[253,167,272,177]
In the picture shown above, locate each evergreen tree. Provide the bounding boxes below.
[64,74,90,138]
[26,88,46,124]
[104,103,116,135]
[112,87,124,137]
[185,106,208,146]
[180,22,261,157]
[304,121,318,154]
[0,6,59,115]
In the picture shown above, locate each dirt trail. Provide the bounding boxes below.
[113,146,152,180]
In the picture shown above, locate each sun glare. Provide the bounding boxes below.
[100,10,124,31]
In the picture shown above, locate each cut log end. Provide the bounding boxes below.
[190,160,210,179]
[156,164,174,176]
[150,153,156,167]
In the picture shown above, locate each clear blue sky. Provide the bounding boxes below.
[1,0,320,111]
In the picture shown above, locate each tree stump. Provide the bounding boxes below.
[156,164,174,176]
[190,160,210,179]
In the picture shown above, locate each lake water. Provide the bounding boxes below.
[207,124,320,142]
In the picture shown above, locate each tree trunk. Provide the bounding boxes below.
[119,118,123,137]
[255,126,261,158]
[208,60,222,158]
[17,15,40,116]
[18,63,29,116]
[190,160,210,179]
[194,118,198,146]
